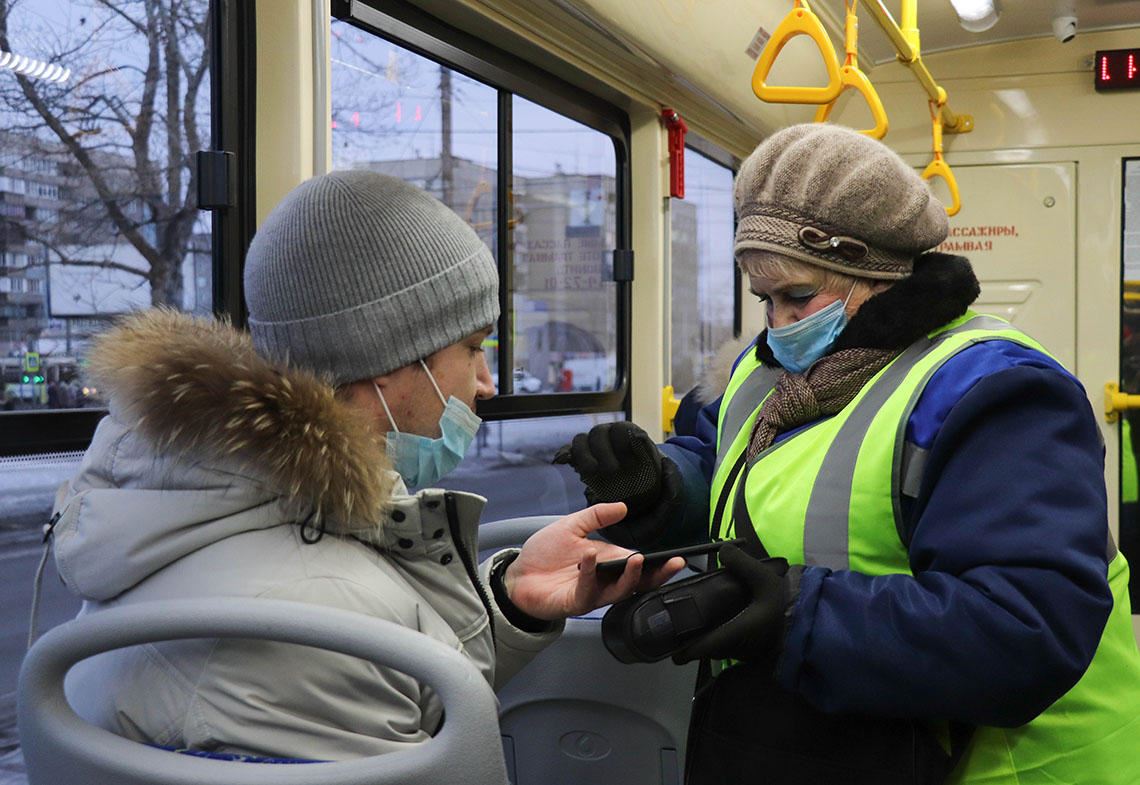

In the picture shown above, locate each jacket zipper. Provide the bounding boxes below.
[445,491,495,645]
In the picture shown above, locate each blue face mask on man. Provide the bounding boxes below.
[766,283,857,374]
[373,360,482,489]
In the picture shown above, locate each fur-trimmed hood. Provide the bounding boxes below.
[52,310,398,600]
[84,309,395,526]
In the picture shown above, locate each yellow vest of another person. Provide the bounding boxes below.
[709,312,1140,785]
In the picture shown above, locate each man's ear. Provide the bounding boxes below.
[370,372,395,390]
[339,371,396,407]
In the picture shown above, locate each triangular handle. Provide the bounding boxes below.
[813,66,889,138]
[923,97,960,216]
[922,157,961,216]
[751,1,843,105]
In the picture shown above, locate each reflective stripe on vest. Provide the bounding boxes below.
[714,359,781,473]
[712,313,1014,563]
[712,312,1140,785]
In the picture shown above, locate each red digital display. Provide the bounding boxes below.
[1095,49,1140,91]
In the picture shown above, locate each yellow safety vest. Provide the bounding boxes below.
[711,312,1140,785]
[1123,418,1138,505]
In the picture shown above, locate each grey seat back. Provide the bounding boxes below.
[18,598,508,785]
[481,516,698,785]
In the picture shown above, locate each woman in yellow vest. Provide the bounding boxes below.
[558,124,1140,784]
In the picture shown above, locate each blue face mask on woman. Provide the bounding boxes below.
[766,283,857,374]
[373,360,482,489]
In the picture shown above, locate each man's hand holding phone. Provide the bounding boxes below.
[503,502,687,621]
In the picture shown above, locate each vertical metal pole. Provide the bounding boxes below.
[899,0,919,54]
[312,0,330,176]
[496,89,514,395]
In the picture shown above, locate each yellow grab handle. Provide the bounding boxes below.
[922,97,960,216]
[922,157,960,217]
[662,385,681,434]
[751,0,843,105]
[1105,382,1140,423]
[813,66,889,138]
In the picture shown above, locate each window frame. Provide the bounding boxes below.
[682,134,742,340]
[332,0,633,421]
[0,0,257,458]
[1118,155,1140,609]
[1120,153,1140,442]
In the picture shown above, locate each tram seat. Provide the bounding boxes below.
[17,598,509,785]
[481,516,698,785]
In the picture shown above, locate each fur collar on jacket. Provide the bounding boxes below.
[754,252,980,366]
[86,309,394,531]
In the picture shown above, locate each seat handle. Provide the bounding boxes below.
[18,599,509,785]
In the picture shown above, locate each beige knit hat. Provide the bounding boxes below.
[734,123,949,280]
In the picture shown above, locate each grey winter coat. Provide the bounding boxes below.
[50,310,562,761]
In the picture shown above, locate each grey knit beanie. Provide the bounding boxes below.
[734,123,948,280]
[244,170,499,384]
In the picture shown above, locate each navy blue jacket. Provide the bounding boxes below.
[662,339,1113,727]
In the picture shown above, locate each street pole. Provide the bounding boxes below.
[440,65,453,207]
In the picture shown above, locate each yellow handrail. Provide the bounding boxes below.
[662,385,681,434]
[1105,382,1140,424]
[921,95,961,216]
[860,0,973,134]
[814,1,888,138]
[751,0,843,104]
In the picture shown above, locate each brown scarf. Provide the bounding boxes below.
[745,347,898,461]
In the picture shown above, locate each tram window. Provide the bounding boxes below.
[0,0,214,415]
[328,10,629,517]
[329,17,628,400]
[1120,158,1140,611]
[329,24,499,250]
[436,412,621,521]
[330,25,502,379]
[511,96,618,395]
[669,146,736,399]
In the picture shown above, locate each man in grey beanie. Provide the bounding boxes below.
[52,170,684,764]
[557,124,1136,784]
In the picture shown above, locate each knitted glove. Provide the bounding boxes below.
[553,421,684,549]
[671,543,796,665]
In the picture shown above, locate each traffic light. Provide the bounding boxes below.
[20,373,45,384]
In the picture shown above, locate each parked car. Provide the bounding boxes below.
[491,368,544,394]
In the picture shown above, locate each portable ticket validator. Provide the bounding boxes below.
[601,567,749,664]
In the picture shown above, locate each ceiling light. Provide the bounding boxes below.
[949,0,1001,33]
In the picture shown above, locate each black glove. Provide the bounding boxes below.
[671,543,796,666]
[552,421,683,549]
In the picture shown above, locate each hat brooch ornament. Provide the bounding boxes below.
[797,226,869,262]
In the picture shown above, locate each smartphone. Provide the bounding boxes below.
[594,538,746,576]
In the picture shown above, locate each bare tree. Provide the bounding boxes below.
[0,0,209,307]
